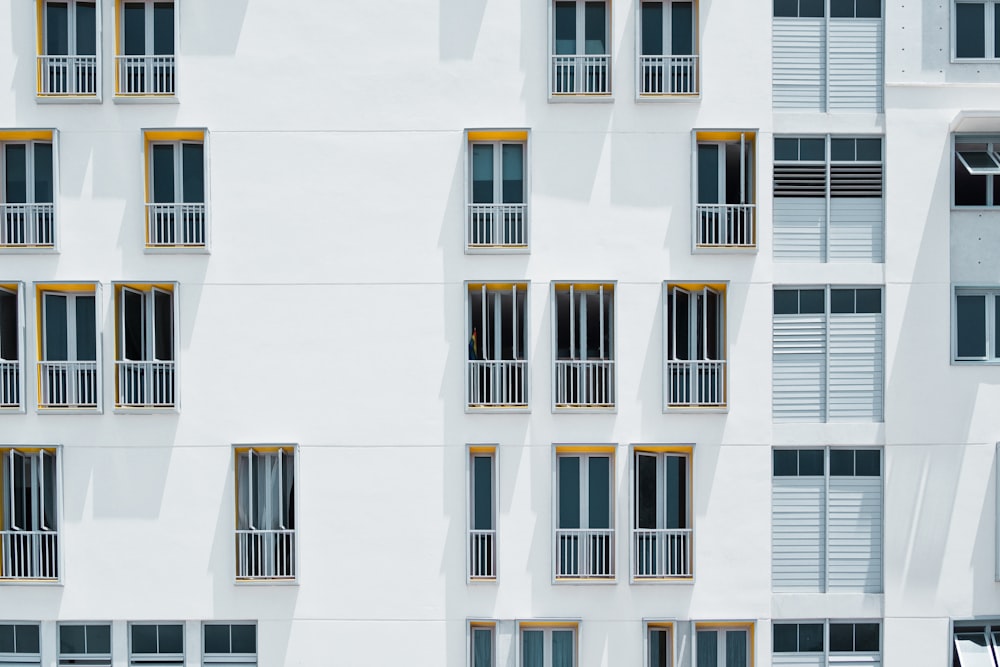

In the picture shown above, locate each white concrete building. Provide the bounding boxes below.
[0,0,996,665]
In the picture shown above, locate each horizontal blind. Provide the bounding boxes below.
[828,19,883,111]
[828,313,883,421]
[829,198,883,262]
[772,477,826,591]
[774,198,826,262]
[773,18,826,110]
[828,476,882,592]
[773,314,827,421]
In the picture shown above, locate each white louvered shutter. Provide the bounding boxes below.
[828,18,883,111]
[773,159,827,261]
[773,18,826,110]
[773,313,827,421]
[828,475,882,592]
[772,655,825,667]
[830,653,881,667]
[829,159,883,261]
[828,311,883,420]
[772,476,825,591]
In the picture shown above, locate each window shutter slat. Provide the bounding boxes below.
[772,478,826,591]
[772,18,826,109]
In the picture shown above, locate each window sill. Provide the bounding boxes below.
[144,245,210,255]
[630,576,694,584]
[36,93,102,104]
[664,405,728,414]
[113,94,179,104]
[466,405,530,414]
[553,576,617,584]
[37,407,103,415]
[465,245,530,255]
[951,57,1000,64]
[552,405,617,414]
[952,358,1000,365]
[692,244,758,254]
[0,578,62,586]
[468,576,497,583]
[0,245,58,254]
[114,405,179,414]
[234,578,299,586]
[548,93,615,103]
[636,92,700,102]
[0,406,26,414]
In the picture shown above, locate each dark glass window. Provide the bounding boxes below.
[957,3,987,58]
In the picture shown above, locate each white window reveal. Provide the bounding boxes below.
[467,283,528,408]
[469,448,496,580]
[694,132,756,248]
[236,447,296,580]
[634,449,692,579]
[551,0,611,95]
[59,624,112,667]
[40,0,99,96]
[1,139,55,248]
[1,448,59,580]
[39,290,100,409]
[116,284,176,408]
[773,136,883,262]
[638,1,699,95]
[556,450,614,579]
[665,284,726,408]
[0,624,40,667]
[0,286,20,409]
[553,283,615,409]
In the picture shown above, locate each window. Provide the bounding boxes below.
[550,1,611,96]
[694,131,756,249]
[1,131,55,249]
[0,624,40,666]
[116,0,175,96]
[955,1,1000,59]
[555,447,614,579]
[37,283,101,410]
[772,0,883,111]
[0,284,22,411]
[114,282,177,409]
[467,282,528,408]
[520,622,577,667]
[646,622,674,667]
[954,135,1000,207]
[695,624,752,667]
[633,446,691,579]
[773,136,884,262]
[0,448,59,580]
[38,0,99,97]
[954,622,1000,666]
[468,446,496,580]
[772,287,883,422]
[203,623,256,666]
[552,282,615,409]
[637,1,698,95]
[59,624,112,667]
[774,621,880,665]
[129,623,183,666]
[664,283,726,408]
[954,288,1000,361]
[236,446,295,580]
[469,622,495,667]
[467,131,527,251]
[772,448,883,592]
[143,130,207,248]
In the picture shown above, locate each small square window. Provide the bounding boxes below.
[59,623,112,665]
[520,622,577,667]
[954,288,1000,362]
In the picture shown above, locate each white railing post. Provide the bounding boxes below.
[555,528,615,578]
[552,55,610,94]
[0,361,19,408]
[633,528,692,578]
[467,360,528,407]
[695,204,756,247]
[1,203,55,247]
[236,529,296,579]
[554,360,615,407]
[0,531,58,579]
[469,529,496,579]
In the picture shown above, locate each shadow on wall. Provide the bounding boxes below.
[182,0,250,56]
[440,0,488,60]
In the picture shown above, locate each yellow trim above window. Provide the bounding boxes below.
[467,130,528,142]
[234,445,295,455]
[115,282,175,293]
[668,283,727,293]
[468,445,496,455]
[554,283,614,293]
[696,131,756,142]
[634,445,693,455]
[0,283,19,293]
[0,130,54,142]
[467,282,528,292]
[694,622,755,666]
[144,130,205,143]
[0,446,57,455]
[469,620,497,628]
[555,444,616,454]
[519,621,578,628]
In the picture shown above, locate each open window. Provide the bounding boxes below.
[665,283,726,408]
[694,131,756,249]
[115,0,175,96]
[551,0,611,96]
[114,282,176,408]
[37,282,100,410]
[0,448,59,580]
[236,446,296,580]
[633,446,692,579]
[955,135,1000,207]
[467,282,528,408]
[555,446,614,580]
[467,131,527,251]
[638,1,698,96]
[144,129,207,248]
[38,0,99,98]
[468,446,496,580]
[552,282,615,409]
[954,622,1000,666]
[0,284,22,410]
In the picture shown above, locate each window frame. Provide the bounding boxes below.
[114,0,179,99]
[693,622,755,667]
[112,281,179,411]
[635,0,700,98]
[953,287,1000,362]
[142,129,209,251]
[58,622,113,666]
[773,620,881,663]
[35,281,103,412]
[36,0,102,100]
[518,621,579,667]
[233,444,298,583]
[953,0,1000,61]
[548,0,613,99]
[202,622,257,665]
[550,281,617,411]
[631,445,694,582]
[952,134,1000,208]
[0,282,25,413]
[468,620,496,667]
[465,130,530,253]
[467,445,498,581]
[0,446,62,582]
[552,445,616,582]
[0,129,58,251]
[691,130,758,251]
[644,620,676,667]
[0,623,42,664]
[663,281,728,410]
[127,622,184,666]
[465,281,530,411]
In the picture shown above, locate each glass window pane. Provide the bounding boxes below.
[650,628,669,667]
[957,294,988,358]
[831,0,854,18]
[725,630,747,667]
[799,449,824,475]
[773,624,798,652]
[774,0,797,17]
[636,453,657,529]
[473,455,493,531]
[959,151,1000,170]
[584,2,607,54]
[33,143,53,203]
[642,3,663,55]
[5,144,27,204]
[44,293,68,361]
[957,3,987,58]
[501,144,524,204]
[471,145,494,204]
[800,0,825,17]
[154,290,173,361]
[75,295,96,361]
[152,144,175,203]
[773,449,798,476]
[60,625,86,655]
[87,625,111,655]
[182,143,204,203]
[559,456,581,529]
[799,138,825,161]
[666,455,687,529]
[0,626,12,654]
[798,623,824,652]
[16,626,39,654]
[956,153,989,205]
[588,455,610,529]
[555,2,577,54]
[153,3,175,55]
[829,623,854,652]
[671,2,693,55]
[855,289,881,313]
[552,630,574,667]
[158,624,183,654]
[46,2,69,55]
[724,143,743,205]
[831,289,855,313]
[857,0,880,17]
[773,290,798,315]
[856,138,882,161]
[698,144,719,204]
[523,630,544,667]
[0,290,16,361]
[995,9,1000,57]
[774,138,798,161]
[204,625,229,654]
[799,289,825,314]
[77,3,97,55]
[123,3,145,55]
[831,138,855,161]
[473,628,492,667]
[830,449,855,476]
[697,630,718,667]
[131,625,157,654]
[854,623,879,651]
[855,449,881,476]
[123,289,145,361]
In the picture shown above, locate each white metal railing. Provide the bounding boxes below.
[639,55,699,95]
[551,54,611,94]
[0,530,59,579]
[115,361,175,407]
[467,204,527,248]
[470,529,496,579]
[666,360,727,407]
[0,361,19,408]
[236,529,296,579]
[633,528,692,578]
[1,203,55,247]
[38,361,99,408]
[695,204,756,247]
[555,528,615,578]
[146,203,206,247]
[554,360,615,407]
[38,55,98,95]
[467,360,527,407]
[115,55,175,95]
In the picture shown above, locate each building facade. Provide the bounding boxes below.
[0,0,996,665]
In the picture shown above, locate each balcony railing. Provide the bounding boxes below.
[551,54,611,94]
[695,204,756,248]
[115,361,175,408]
[147,203,207,247]
[38,361,99,409]
[470,529,496,579]
[38,55,98,95]
[639,55,699,95]
[0,361,19,408]
[236,529,295,580]
[468,204,527,249]
[555,528,615,578]
[666,360,727,408]
[633,528,692,578]
[0,530,59,580]
[467,360,528,408]
[554,360,615,408]
[1,203,55,247]
[115,55,175,95]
